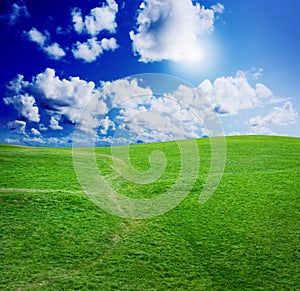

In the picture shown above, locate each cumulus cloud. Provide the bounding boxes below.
[99,79,212,143]
[4,93,40,122]
[129,0,224,62]
[71,0,118,36]
[100,78,152,106]
[5,71,215,144]
[198,70,273,115]
[4,74,39,123]
[26,27,65,60]
[71,8,84,33]
[27,27,46,46]
[5,68,108,135]
[34,68,106,124]
[249,101,298,127]
[44,43,66,60]
[49,116,63,130]
[255,83,272,98]
[72,37,118,62]
[7,120,26,134]
[6,68,294,146]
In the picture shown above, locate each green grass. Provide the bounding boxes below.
[0,135,299,290]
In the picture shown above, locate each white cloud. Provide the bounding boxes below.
[34,68,106,124]
[26,28,65,60]
[23,136,46,145]
[249,101,298,127]
[269,96,290,104]
[247,126,277,136]
[211,3,225,14]
[49,116,63,130]
[4,68,108,135]
[71,0,118,36]
[8,1,30,25]
[28,27,47,46]
[73,38,102,62]
[31,128,41,136]
[129,0,224,62]
[44,43,66,60]
[71,8,84,33]
[4,74,40,122]
[6,74,29,94]
[255,83,272,98]
[7,120,26,134]
[72,37,118,62]
[198,71,273,115]
[101,78,152,106]
[39,124,48,131]
[4,138,21,145]
[100,79,211,142]
[101,37,118,51]
[99,116,116,135]
[7,68,110,135]
[4,93,40,122]
[252,68,264,80]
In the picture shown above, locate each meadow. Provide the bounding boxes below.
[0,135,299,290]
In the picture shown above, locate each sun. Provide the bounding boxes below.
[184,45,204,65]
[170,37,221,78]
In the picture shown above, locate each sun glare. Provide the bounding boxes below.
[171,37,221,78]
[184,45,204,65]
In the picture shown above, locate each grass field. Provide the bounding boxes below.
[0,135,299,290]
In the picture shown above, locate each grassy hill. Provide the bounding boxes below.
[0,135,299,290]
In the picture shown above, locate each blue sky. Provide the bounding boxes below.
[0,0,299,146]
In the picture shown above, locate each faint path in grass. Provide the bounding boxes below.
[16,219,144,291]
[0,188,84,194]
[0,188,146,290]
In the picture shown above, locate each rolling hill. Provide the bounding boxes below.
[0,135,299,290]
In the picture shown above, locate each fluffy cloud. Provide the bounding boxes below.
[4,93,40,122]
[130,0,224,62]
[71,0,118,36]
[249,101,298,127]
[199,71,273,115]
[44,43,66,60]
[27,27,46,46]
[7,120,26,134]
[72,37,118,62]
[4,74,40,122]
[5,68,108,135]
[99,79,212,143]
[31,128,41,136]
[34,68,106,124]
[5,71,214,145]
[5,68,295,146]
[120,107,200,142]
[26,27,65,60]
[49,116,63,130]
[100,78,153,106]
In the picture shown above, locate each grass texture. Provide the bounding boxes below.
[0,135,299,290]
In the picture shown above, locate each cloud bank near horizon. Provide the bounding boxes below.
[3,67,297,146]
